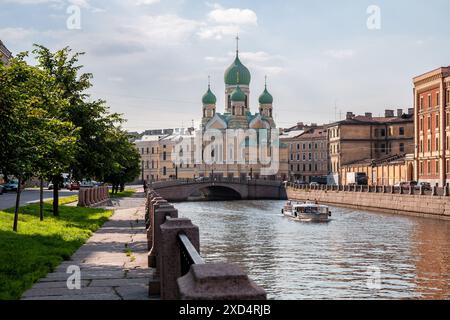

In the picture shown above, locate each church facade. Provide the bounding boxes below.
[134,41,289,182]
[198,42,288,180]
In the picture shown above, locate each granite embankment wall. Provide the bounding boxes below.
[287,187,450,220]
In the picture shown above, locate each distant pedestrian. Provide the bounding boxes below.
[143,180,148,193]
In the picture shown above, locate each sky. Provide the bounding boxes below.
[1,0,450,132]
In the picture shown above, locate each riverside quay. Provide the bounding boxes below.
[1,1,450,307]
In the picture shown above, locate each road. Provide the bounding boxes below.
[0,189,78,210]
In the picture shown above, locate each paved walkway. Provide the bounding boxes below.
[22,190,154,300]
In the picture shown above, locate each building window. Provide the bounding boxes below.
[163,167,167,176]
[291,165,294,171]
[297,144,300,150]
[303,144,306,150]
[428,116,431,130]
[420,118,424,132]
[447,113,450,127]
[381,129,386,137]
[437,92,440,106]
[163,152,167,161]
[297,164,300,172]
[447,89,450,104]
[435,160,439,175]
[290,154,294,161]
[309,153,312,161]
[303,154,306,161]
[399,127,405,136]
[400,143,405,153]
[420,96,424,110]
[297,154,300,161]
[152,147,155,154]
[420,140,423,153]
[428,95,432,108]
[374,129,379,137]
[447,160,450,174]
[141,148,144,155]
[436,137,439,150]
[381,144,386,153]
[420,161,424,175]
[436,114,440,129]
[427,161,431,175]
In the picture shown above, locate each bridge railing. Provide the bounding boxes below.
[145,189,267,300]
[151,177,284,189]
[286,182,449,197]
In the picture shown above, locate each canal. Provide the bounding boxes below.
[176,200,450,300]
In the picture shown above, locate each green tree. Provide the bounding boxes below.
[103,129,141,193]
[0,54,77,230]
[32,45,123,214]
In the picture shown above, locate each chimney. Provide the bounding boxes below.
[385,109,394,118]
[297,122,304,129]
[397,109,403,118]
[346,112,354,120]
[408,108,414,115]
[365,112,373,119]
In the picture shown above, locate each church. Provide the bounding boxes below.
[201,39,276,131]
[197,38,288,181]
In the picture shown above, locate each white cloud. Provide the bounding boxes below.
[133,0,160,5]
[121,14,201,46]
[197,24,239,40]
[207,4,257,26]
[0,27,36,40]
[324,49,355,59]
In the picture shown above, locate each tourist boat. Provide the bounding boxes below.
[281,201,331,222]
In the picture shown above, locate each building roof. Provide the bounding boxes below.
[342,153,407,167]
[280,130,305,140]
[328,114,413,127]
[202,86,217,105]
[230,85,246,102]
[224,52,251,86]
[258,85,273,104]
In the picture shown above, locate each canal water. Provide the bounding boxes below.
[176,200,450,300]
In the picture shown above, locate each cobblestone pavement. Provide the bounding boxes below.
[22,190,154,300]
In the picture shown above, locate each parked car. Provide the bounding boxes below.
[3,181,19,192]
[68,181,80,191]
[80,180,102,188]
[48,182,63,190]
[295,181,308,186]
[310,182,320,187]
[417,182,431,190]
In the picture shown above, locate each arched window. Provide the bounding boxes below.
[232,106,235,116]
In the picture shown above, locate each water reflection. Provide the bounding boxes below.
[177,200,450,300]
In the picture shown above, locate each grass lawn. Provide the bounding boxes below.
[109,188,136,198]
[0,201,112,300]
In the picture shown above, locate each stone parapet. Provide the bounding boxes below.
[287,186,450,220]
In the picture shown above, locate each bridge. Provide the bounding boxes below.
[151,178,287,202]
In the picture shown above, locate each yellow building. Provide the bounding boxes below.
[327,110,414,184]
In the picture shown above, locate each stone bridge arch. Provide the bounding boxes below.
[151,180,286,202]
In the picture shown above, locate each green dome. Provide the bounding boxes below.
[224,54,251,86]
[231,85,246,102]
[259,86,273,104]
[202,86,216,105]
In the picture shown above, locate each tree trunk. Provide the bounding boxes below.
[52,175,60,217]
[13,177,22,232]
[120,183,125,192]
[39,178,44,221]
